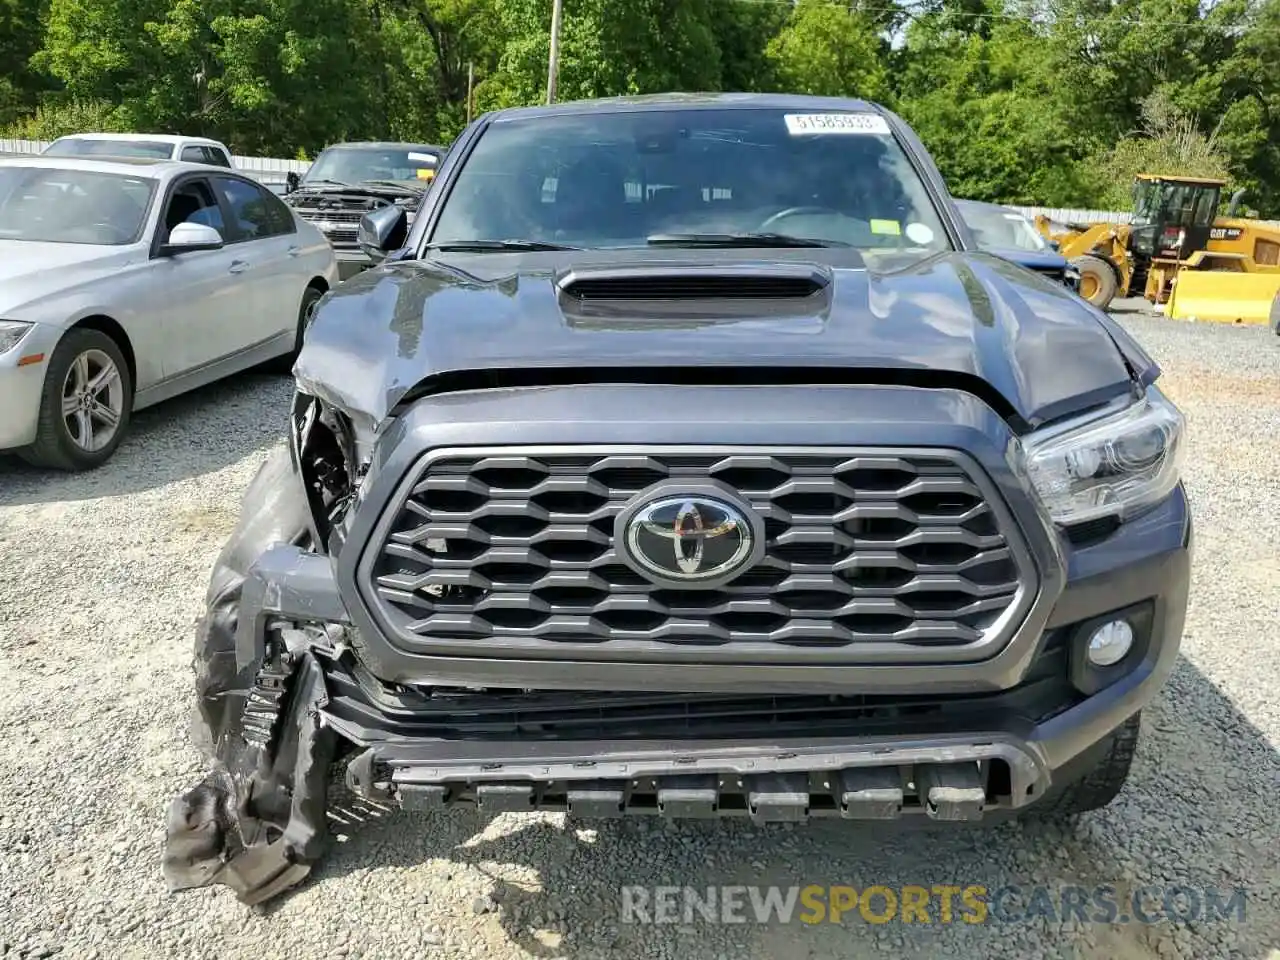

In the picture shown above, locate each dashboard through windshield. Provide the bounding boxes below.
[428,107,953,263]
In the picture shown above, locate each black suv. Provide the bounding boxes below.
[283,141,444,279]
[165,94,1191,906]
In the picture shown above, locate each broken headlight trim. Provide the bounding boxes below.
[1020,386,1185,525]
[290,389,358,546]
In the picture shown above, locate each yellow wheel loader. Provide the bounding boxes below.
[1035,174,1280,322]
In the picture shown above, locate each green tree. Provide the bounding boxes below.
[0,0,49,125]
[765,0,890,102]
[896,9,1097,205]
[1091,90,1231,210]
[479,0,726,110]
[35,0,389,154]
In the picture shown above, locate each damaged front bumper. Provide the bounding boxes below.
[165,512,1188,905]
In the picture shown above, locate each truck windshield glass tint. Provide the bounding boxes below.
[429,109,952,259]
[0,167,155,245]
[304,147,440,186]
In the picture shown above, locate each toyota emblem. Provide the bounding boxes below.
[616,488,762,588]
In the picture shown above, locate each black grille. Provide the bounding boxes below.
[561,275,824,301]
[290,193,394,246]
[324,634,1074,742]
[367,449,1027,653]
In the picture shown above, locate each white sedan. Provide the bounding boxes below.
[0,156,339,470]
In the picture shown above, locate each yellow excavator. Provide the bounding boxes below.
[1035,174,1280,323]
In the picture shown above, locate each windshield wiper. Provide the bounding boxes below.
[424,239,580,252]
[300,178,349,188]
[646,232,850,248]
[362,179,424,189]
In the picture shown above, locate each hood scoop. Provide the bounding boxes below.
[557,263,831,303]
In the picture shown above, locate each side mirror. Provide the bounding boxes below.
[160,221,224,255]
[285,171,300,194]
[357,204,408,263]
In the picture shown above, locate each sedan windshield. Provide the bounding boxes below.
[303,146,441,187]
[957,202,1047,252]
[0,166,157,245]
[44,138,173,160]
[429,107,952,263]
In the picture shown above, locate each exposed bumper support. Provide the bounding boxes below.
[341,736,1049,823]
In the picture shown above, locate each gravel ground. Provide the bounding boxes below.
[1,302,1277,960]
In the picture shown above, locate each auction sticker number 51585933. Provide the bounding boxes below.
[784,113,892,136]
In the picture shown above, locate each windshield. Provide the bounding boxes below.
[45,138,173,160]
[429,108,952,262]
[0,166,156,245]
[303,146,440,187]
[1131,180,1219,228]
[958,203,1047,252]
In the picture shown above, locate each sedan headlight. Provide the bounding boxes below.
[1020,387,1186,525]
[0,321,34,355]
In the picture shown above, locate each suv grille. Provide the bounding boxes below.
[366,448,1030,657]
[288,193,394,247]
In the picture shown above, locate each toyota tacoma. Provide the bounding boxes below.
[164,94,1191,905]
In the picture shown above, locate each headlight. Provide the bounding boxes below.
[1020,387,1185,525]
[0,321,34,355]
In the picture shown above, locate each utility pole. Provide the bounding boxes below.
[546,0,563,105]
[467,61,475,123]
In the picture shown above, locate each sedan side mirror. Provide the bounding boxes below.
[161,221,224,255]
[357,204,408,263]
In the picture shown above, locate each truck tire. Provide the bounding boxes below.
[1037,712,1141,816]
[1071,255,1119,310]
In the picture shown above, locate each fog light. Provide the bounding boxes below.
[1086,619,1134,666]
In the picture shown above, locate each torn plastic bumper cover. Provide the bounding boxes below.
[163,538,1064,904]
[163,444,344,907]
[163,651,336,905]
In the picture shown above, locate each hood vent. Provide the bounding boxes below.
[558,265,830,302]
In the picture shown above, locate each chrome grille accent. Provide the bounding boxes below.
[290,194,393,246]
[365,447,1032,656]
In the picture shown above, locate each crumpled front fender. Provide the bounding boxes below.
[164,444,337,906]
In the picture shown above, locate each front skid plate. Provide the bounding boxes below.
[345,738,1051,822]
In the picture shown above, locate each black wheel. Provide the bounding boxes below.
[1035,712,1141,816]
[1071,255,1119,310]
[19,327,133,472]
[269,284,325,373]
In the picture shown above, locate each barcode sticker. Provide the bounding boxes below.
[784,113,892,136]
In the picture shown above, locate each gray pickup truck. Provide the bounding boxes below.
[164,94,1192,906]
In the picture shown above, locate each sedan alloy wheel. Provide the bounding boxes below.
[61,349,125,452]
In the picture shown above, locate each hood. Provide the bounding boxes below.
[290,181,425,202]
[982,247,1069,272]
[0,241,137,317]
[295,249,1150,434]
